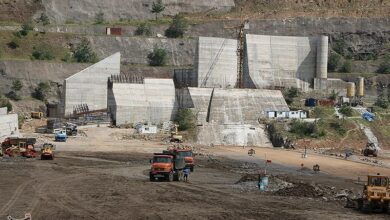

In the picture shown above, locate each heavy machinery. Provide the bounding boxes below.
[357,174,390,213]
[31,111,43,119]
[362,142,378,157]
[65,123,78,136]
[170,124,183,143]
[1,137,37,158]
[55,130,67,142]
[41,143,55,160]
[169,148,195,172]
[149,152,185,182]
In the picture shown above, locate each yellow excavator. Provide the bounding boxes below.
[357,174,390,213]
[170,124,183,143]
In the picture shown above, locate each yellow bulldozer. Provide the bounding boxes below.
[357,174,390,213]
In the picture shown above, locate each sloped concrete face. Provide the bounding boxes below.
[0,108,19,141]
[187,88,289,146]
[63,52,120,116]
[195,37,238,88]
[244,34,319,91]
[108,78,178,125]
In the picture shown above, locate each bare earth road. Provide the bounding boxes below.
[0,126,389,220]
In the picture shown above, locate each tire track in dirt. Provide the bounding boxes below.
[0,180,33,216]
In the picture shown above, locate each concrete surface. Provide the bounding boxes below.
[108,78,177,125]
[63,52,120,116]
[0,108,19,141]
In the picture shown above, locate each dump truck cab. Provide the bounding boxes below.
[358,174,390,213]
[174,149,194,172]
[149,153,185,182]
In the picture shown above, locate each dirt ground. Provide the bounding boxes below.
[1,125,390,219]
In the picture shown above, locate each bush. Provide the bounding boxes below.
[165,14,187,38]
[289,120,325,138]
[32,82,50,101]
[375,94,389,109]
[339,105,353,117]
[340,59,352,73]
[330,121,346,136]
[328,53,342,72]
[12,80,23,91]
[147,46,167,66]
[0,97,13,112]
[7,38,20,49]
[20,22,34,36]
[135,23,152,36]
[5,91,21,101]
[377,57,390,74]
[95,12,105,24]
[37,13,50,25]
[73,38,98,63]
[32,46,54,60]
[283,87,300,105]
[175,108,195,131]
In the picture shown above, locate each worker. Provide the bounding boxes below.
[183,167,190,182]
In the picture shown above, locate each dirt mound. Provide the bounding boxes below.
[0,0,43,23]
[274,183,323,198]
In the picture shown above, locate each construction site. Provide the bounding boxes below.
[1,0,390,219]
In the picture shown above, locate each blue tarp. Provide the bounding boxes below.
[362,112,375,122]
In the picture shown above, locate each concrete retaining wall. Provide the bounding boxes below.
[109,78,177,125]
[0,109,19,141]
[63,52,120,116]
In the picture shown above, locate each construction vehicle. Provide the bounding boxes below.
[41,143,55,160]
[169,148,195,172]
[55,130,67,142]
[31,111,43,119]
[356,174,390,213]
[1,137,37,157]
[149,152,185,182]
[362,142,378,157]
[170,124,183,143]
[65,123,78,136]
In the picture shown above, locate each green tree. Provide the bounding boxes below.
[328,90,338,101]
[328,53,342,72]
[38,13,50,25]
[135,23,152,36]
[175,108,195,131]
[165,14,188,38]
[12,80,23,91]
[151,1,165,21]
[147,46,167,66]
[32,82,50,101]
[95,11,105,24]
[73,38,98,63]
[340,59,353,73]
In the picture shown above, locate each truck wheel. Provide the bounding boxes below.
[190,167,194,172]
[362,200,372,213]
[149,174,155,182]
[382,202,389,213]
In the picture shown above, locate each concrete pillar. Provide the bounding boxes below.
[316,35,328,79]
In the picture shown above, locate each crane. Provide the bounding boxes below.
[224,7,250,89]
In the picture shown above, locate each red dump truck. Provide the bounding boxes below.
[1,137,37,158]
[170,148,195,172]
[149,152,185,182]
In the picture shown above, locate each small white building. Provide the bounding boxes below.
[0,107,19,141]
[136,124,158,134]
[267,110,307,119]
